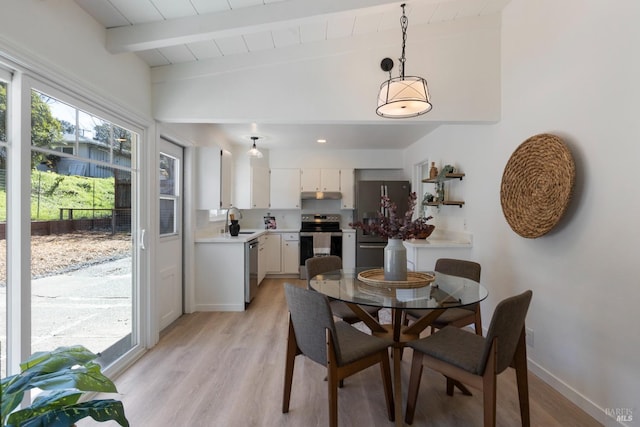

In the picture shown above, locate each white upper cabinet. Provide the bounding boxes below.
[196,146,231,210]
[270,169,301,209]
[300,168,340,192]
[339,168,355,209]
[234,154,270,209]
[220,149,233,208]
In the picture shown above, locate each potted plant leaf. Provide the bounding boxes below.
[1,345,129,427]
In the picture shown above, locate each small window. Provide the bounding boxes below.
[61,146,74,155]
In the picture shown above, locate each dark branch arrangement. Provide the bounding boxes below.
[349,192,434,240]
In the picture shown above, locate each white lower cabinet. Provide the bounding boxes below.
[258,235,267,284]
[342,230,356,274]
[262,232,299,275]
[265,233,282,273]
[194,242,245,312]
[282,233,300,274]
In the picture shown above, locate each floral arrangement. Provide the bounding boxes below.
[350,192,435,240]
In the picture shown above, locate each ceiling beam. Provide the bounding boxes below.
[106,0,403,53]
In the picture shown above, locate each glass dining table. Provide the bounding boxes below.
[309,268,488,426]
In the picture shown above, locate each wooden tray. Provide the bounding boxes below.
[357,269,435,288]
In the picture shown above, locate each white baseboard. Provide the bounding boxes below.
[526,358,627,427]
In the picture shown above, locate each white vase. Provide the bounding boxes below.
[384,238,407,281]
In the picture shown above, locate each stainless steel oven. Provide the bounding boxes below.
[299,214,342,279]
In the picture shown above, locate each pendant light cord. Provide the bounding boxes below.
[399,3,408,80]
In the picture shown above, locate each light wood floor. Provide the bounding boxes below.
[85,278,602,427]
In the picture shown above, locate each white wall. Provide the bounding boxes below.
[403,1,640,425]
[152,15,501,124]
[0,0,151,118]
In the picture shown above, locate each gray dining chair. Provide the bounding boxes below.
[305,256,380,323]
[405,258,483,335]
[404,290,533,427]
[282,283,395,427]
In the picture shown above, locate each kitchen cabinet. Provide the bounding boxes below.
[195,146,232,209]
[300,168,340,192]
[270,168,301,209]
[342,230,356,273]
[339,168,355,209]
[194,242,245,311]
[264,233,282,273]
[235,161,270,209]
[258,235,267,284]
[422,173,465,207]
[281,233,300,274]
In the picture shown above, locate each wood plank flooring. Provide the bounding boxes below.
[83,278,602,427]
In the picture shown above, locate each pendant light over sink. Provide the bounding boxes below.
[247,136,263,158]
[376,3,432,118]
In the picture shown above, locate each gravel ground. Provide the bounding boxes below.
[0,231,132,283]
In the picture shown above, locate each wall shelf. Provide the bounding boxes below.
[422,172,465,207]
[422,173,465,183]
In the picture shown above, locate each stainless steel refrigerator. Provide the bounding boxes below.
[354,180,411,267]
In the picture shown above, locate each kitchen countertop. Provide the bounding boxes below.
[195,228,299,243]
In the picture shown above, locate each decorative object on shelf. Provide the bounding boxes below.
[376,3,432,118]
[247,136,263,158]
[349,192,434,280]
[422,192,434,204]
[429,162,438,179]
[1,345,130,427]
[500,133,575,238]
[264,213,277,229]
[229,219,240,236]
[436,164,455,180]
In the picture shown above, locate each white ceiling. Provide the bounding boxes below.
[74,0,510,150]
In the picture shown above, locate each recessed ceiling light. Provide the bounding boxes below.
[317,139,327,144]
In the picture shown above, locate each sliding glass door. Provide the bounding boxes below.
[29,90,138,365]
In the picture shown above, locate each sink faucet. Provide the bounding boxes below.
[225,207,243,233]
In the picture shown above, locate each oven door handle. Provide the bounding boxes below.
[300,232,343,237]
[358,244,386,249]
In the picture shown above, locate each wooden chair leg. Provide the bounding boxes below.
[379,350,395,422]
[482,339,498,427]
[405,352,424,425]
[446,376,454,396]
[474,309,483,336]
[513,329,530,427]
[282,317,297,413]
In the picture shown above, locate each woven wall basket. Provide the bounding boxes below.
[500,133,575,238]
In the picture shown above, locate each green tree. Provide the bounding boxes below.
[31,91,63,168]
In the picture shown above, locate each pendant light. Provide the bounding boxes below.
[376,3,432,118]
[247,136,263,158]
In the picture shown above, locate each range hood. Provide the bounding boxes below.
[301,191,342,200]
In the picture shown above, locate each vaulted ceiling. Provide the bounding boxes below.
[75,0,509,150]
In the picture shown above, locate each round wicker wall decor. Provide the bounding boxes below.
[500,133,575,238]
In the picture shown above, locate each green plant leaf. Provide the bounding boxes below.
[28,362,117,393]
[7,399,129,427]
[21,345,96,374]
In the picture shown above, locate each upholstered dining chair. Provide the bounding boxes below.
[305,256,380,323]
[282,283,395,427]
[404,290,533,427]
[405,258,482,335]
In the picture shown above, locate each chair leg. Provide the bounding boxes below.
[326,330,339,427]
[513,329,530,427]
[282,317,297,413]
[482,339,498,427]
[474,308,483,336]
[405,352,424,425]
[379,350,395,422]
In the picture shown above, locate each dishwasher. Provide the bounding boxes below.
[245,239,259,304]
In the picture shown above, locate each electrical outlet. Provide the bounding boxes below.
[525,327,534,347]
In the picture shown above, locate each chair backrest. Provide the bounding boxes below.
[480,290,532,374]
[305,255,342,289]
[284,283,340,366]
[435,258,481,282]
